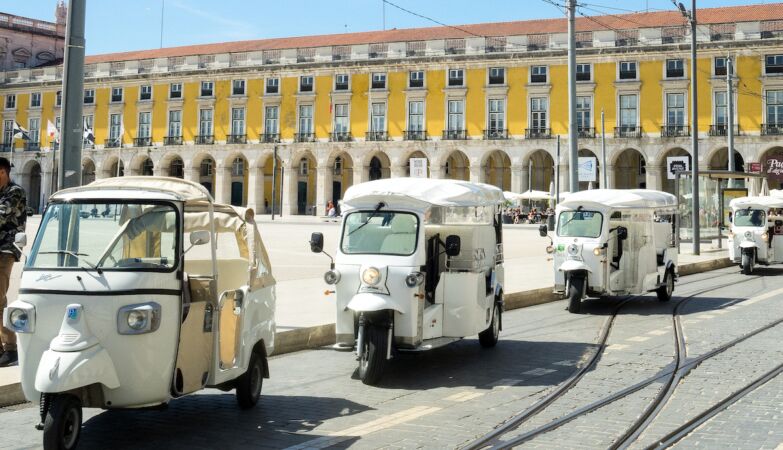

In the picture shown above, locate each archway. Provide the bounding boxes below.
[295,151,317,215]
[27,162,42,213]
[367,152,390,181]
[761,147,783,190]
[168,157,184,178]
[328,152,354,209]
[141,157,154,176]
[614,149,646,189]
[483,150,511,191]
[526,150,554,192]
[82,159,96,185]
[108,159,125,178]
[708,148,745,172]
[262,154,283,214]
[405,151,430,177]
[577,149,601,191]
[230,155,248,206]
[659,148,691,194]
[444,150,469,181]
[198,157,215,195]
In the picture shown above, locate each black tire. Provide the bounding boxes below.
[657,270,674,302]
[358,324,388,386]
[479,303,501,347]
[43,394,82,450]
[741,252,753,275]
[567,274,584,314]
[236,352,264,409]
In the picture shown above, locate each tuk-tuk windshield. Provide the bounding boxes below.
[27,202,178,271]
[733,209,765,227]
[557,210,603,238]
[340,211,419,256]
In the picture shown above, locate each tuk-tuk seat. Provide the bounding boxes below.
[380,216,417,254]
[184,258,249,295]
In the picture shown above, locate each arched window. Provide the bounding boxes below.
[334,156,343,176]
[170,158,184,178]
[299,158,309,176]
[142,158,154,176]
[200,158,213,177]
[231,157,245,177]
[369,156,382,181]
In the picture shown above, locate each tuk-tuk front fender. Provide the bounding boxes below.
[558,260,593,273]
[346,293,405,314]
[34,346,120,394]
[739,241,757,250]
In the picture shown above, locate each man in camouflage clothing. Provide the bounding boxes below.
[0,157,26,367]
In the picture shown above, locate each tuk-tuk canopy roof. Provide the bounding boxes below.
[52,176,214,203]
[729,196,783,209]
[342,178,505,210]
[558,189,678,211]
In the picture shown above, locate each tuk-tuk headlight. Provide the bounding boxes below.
[546,245,555,254]
[593,247,605,256]
[762,232,769,242]
[744,231,753,240]
[405,272,425,288]
[324,269,341,285]
[567,244,580,256]
[117,303,161,335]
[362,267,381,286]
[5,306,34,333]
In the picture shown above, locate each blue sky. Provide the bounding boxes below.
[9,0,777,55]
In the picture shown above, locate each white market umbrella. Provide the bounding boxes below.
[771,189,783,198]
[517,190,553,201]
[558,191,571,201]
[760,178,770,196]
[503,191,522,202]
[588,181,594,190]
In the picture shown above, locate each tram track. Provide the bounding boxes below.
[462,270,773,450]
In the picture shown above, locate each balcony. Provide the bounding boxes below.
[295,132,315,143]
[661,125,690,137]
[614,126,642,138]
[261,133,280,143]
[709,125,741,137]
[330,132,352,142]
[226,134,247,144]
[442,129,467,140]
[525,128,551,139]
[24,141,40,152]
[365,131,388,141]
[133,137,152,147]
[195,135,214,145]
[404,130,427,141]
[163,136,183,145]
[578,127,596,139]
[484,129,509,140]
[104,138,122,148]
[762,123,783,136]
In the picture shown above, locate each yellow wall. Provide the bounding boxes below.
[737,55,762,132]
[593,62,616,130]
[639,60,663,134]
[14,94,28,148]
[426,70,445,137]
[246,79,262,141]
[387,72,406,137]
[351,73,369,138]
[549,65,567,134]
[507,67,526,135]
[280,77,297,139]
[182,82,199,140]
[314,75,331,139]
[152,84,168,141]
[465,68,486,136]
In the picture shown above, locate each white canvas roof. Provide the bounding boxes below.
[558,189,678,210]
[52,176,214,203]
[342,178,505,210]
[729,196,783,209]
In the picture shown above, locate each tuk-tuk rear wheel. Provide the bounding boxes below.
[741,252,753,275]
[42,394,82,450]
[479,304,501,348]
[236,352,264,409]
[567,274,585,314]
[358,324,388,386]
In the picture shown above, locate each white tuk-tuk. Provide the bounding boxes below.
[3,177,276,449]
[728,196,783,274]
[539,189,679,313]
[309,178,505,385]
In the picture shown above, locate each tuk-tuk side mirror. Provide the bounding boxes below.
[190,230,210,246]
[539,225,548,237]
[14,232,26,248]
[617,226,628,241]
[309,232,324,254]
[445,235,461,257]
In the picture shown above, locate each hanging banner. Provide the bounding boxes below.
[409,158,428,178]
[748,162,762,174]
[766,154,783,182]
[667,156,690,180]
[577,157,597,182]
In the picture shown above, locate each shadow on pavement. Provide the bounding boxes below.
[77,394,370,449]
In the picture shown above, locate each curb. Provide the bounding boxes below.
[0,257,732,407]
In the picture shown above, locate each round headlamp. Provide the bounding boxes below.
[593,247,604,256]
[127,310,148,331]
[324,269,341,285]
[362,267,381,286]
[546,245,554,254]
[744,231,753,240]
[762,232,769,242]
[9,309,28,330]
[405,272,425,288]
[567,244,580,256]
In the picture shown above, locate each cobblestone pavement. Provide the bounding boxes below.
[2,267,783,449]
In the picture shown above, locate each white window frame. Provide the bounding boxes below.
[335,74,350,91]
[232,79,246,96]
[447,69,465,87]
[83,88,95,104]
[371,72,387,89]
[530,65,548,83]
[28,117,40,143]
[299,75,314,93]
[2,120,13,144]
[576,96,592,130]
[199,109,213,137]
[713,90,727,126]
[167,110,182,138]
[231,107,246,136]
[407,100,425,132]
[409,70,425,88]
[111,87,123,103]
[200,81,214,97]
[447,99,465,131]
[30,92,41,108]
[765,89,783,125]
[265,77,280,94]
[488,98,506,131]
[618,61,638,80]
[488,67,505,85]
[576,63,592,82]
[528,97,547,130]
[370,102,386,132]
[169,83,183,99]
[4,95,15,109]
[665,59,685,79]
[618,94,639,128]
[139,85,153,101]
[137,111,151,139]
[109,113,122,141]
[333,104,350,134]
[298,104,314,134]
[264,105,279,134]
[665,92,687,127]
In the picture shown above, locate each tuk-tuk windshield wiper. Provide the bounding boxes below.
[348,202,385,236]
[38,251,101,273]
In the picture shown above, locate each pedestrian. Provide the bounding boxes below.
[0,157,27,367]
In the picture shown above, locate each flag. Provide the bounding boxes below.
[12,121,29,141]
[119,119,125,144]
[47,120,59,144]
[83,118,95,145]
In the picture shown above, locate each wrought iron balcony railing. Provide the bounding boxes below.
[104,138,122,148]
[163,136,183,145]
[365,131,388,141]
[133,137,152,147]
[330,132,352,142]
[226,134,247,144]
[261,133,280,143]
[294,132,315,143]
[195,135,214,145]
[484,129,509,140]
[709,125,741,137]
[404,130,427,141]
[442,129,467,140]
[661,125,690,137]
[614,126,642,138]
[525,128,551,139]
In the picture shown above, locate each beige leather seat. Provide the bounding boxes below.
[380,215,417,254]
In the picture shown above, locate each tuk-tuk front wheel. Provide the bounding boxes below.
[43,394,82,450]
[479,303,501,348]
[741,251,754,275]
[358,324,388,386]
[567,273,585,314]
[236,352,264,409]
[657,269,674,302]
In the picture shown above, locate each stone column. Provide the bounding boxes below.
[511,165,526,193]
[646,164,664,191]
[353,165,368,185]
[246,166,263,213]
[469,164,482,184]
[429,163,444,179]
[606,164,616,189]
[152,166,164,177]
[558,164,570,194]
[38,171,49,213]
[391,164,406,178]
[282,167,299,216]
[215,166,231,204]
[185,167,199,183]
[315,167,332,216]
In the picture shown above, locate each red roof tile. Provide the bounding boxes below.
[84,3,783,64]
